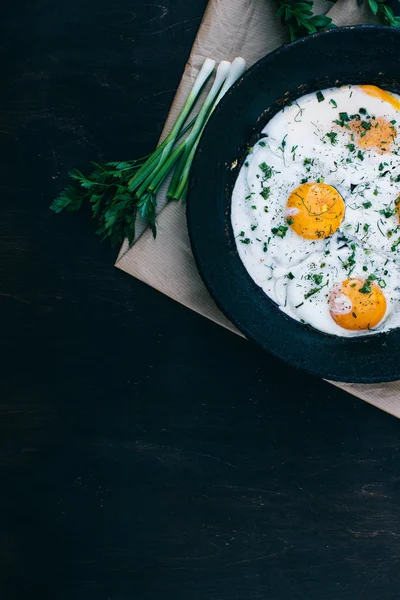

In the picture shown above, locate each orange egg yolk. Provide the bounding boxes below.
[360,85,400,111]
[286,183,345,240]
[329,279,387,331]
[351,117,396,153]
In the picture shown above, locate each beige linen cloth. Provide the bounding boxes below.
[116,0,400,418]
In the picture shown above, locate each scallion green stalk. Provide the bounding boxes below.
[128,58,216,195]
[168,57,247,201]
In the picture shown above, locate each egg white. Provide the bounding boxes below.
[231,84,400,336]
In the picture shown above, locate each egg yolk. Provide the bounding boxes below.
[329,279,387,331]
[360,85,400,111]
[286,183,345,240]
[351,117,396,153]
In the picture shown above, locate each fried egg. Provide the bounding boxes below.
[231,84,400,337]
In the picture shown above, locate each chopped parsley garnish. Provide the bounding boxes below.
[240,238,251,244]
[359,107,367,115]
[379,279,387,288]
[363,201,372,209]
[287,217,294,225]
[271,225,288,238]
[259,141,266,147]
[259,162,274,179]
[286,272,295,280]
[391,238,400,252]
[346,143,355,152]
[379,206,395,219]
[339,112,349,122]
[260,187,270,200]
[359,274,377,294]
[303,158,313,165]
[316,91,325,102]
[357,150,364,161]
[312,273,323,285]
[263,238,270,252]
[251,224,257,231]
[330,99,337,108]
[361,120,371,130]
[326,132,338,145]
[391,120,397,125]
[363,223,370,232]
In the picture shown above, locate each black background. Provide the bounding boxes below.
[1,2,399,599]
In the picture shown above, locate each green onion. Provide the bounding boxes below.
[167,58,246,201]
[128,58,216,197]
[50,57,247,245]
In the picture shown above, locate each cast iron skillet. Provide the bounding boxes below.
[187,26,400,384]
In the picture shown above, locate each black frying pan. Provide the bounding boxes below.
[187,26,400,383]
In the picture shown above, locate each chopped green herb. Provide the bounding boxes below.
[303,157,313,165]
[391,120,397,125]
[363,201,372,209]
[259,162,274,179]
[326,132,338,145]
[346,143,355,152]
[391,238,400,252]
[339,112,349,122]
[287,217,294,225]
[330,99,337,108]
[251,224,257,231]
[278,134,288,154]
[363,223,370,232]
[271,225,288,238]
[259,141,266,147]
[260,187,271,200]
[312,273,323,285]
[359,281,372,294]
[359,107,367,115]
[357,150,364,161]
[373,189,378,197]
[379,279,387,288]
[240,238,251,244]
[316,91,325,102]
[363,265,368,272]
[286,272,295,280]
[304,283,327,300]
[379,207,395,219]
[239,231,245,236]
[361,120,371,130]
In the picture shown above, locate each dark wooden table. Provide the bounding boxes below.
[1,2,400,599]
